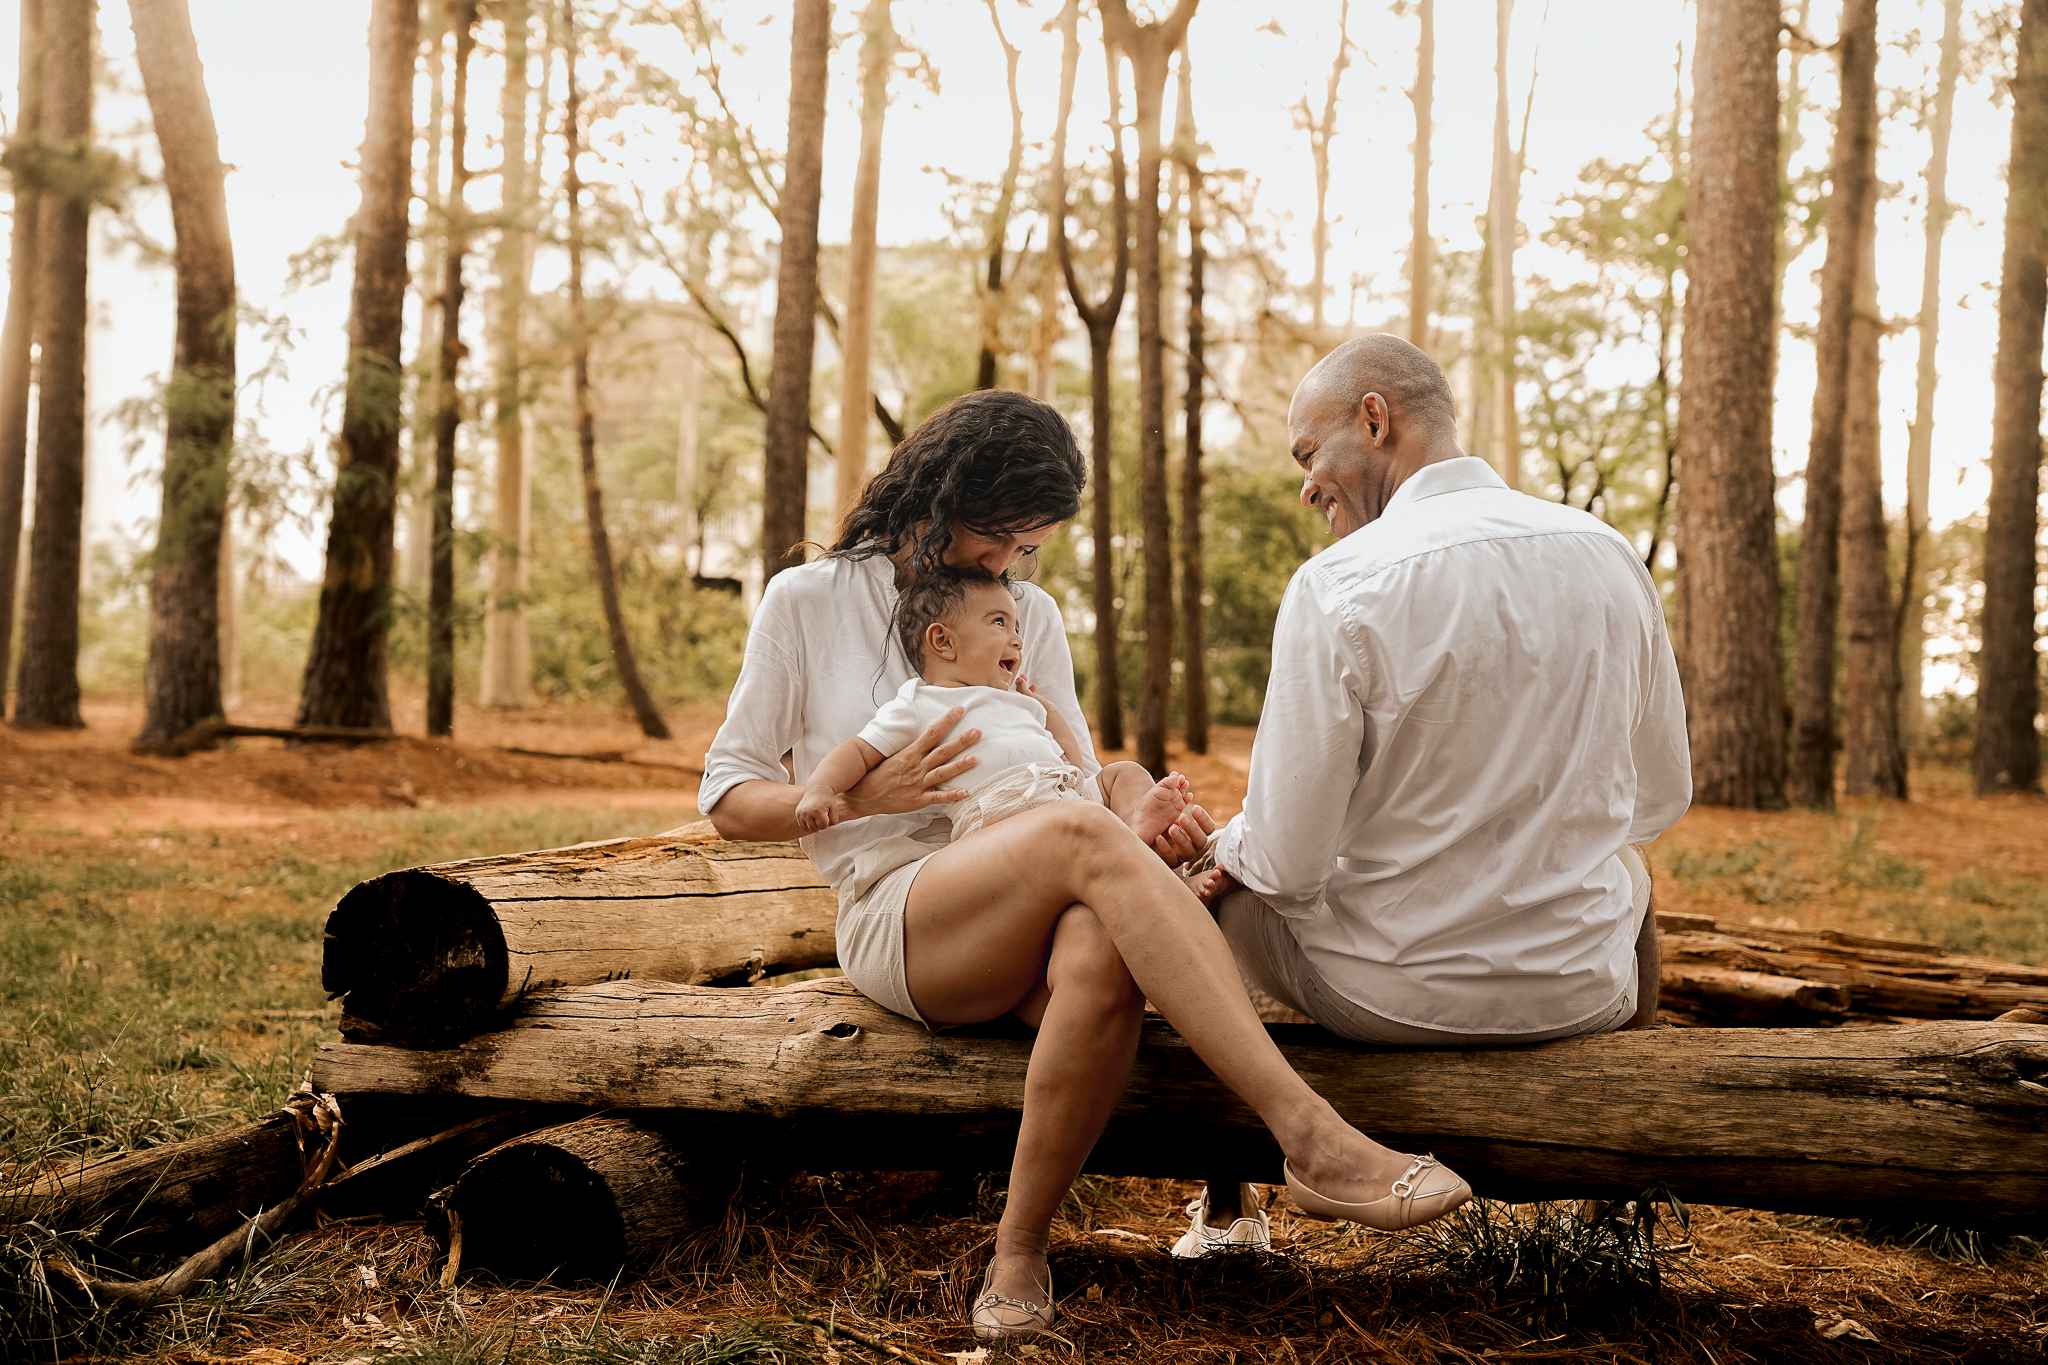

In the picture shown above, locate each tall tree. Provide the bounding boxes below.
[1771,0,1815,388]
[0,0,46,715]
[1177,52,1207,755]
[297,0,421,730]
[1051,0,1131,752]
[130,0,236,752]
[1098,0,1196,778]
[481,0,535,708]
[761,0,829,583]
[1840,210,1906,796]
[1899,0,1963,747]
[836,0,892,517]
[564,0,669,741]
[1788,0,1879,809]
[1295,0,1352,336]
[1485,0,1521,490]
[404,7,449,594]
[11,0,94,728]
[1675,0,1786,809]
[1406,0,1433,348]
[1975,0,2048,796]
[426,0,478,739]
[975,0,1025,391]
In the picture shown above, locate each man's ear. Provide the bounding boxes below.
[925,620,956,661]
[1359,392,1390,448]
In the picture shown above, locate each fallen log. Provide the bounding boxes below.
[323,828,836,1042]
[433,1115,720,1283]
[314,978,2048,1228]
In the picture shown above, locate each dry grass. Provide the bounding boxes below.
[3,693,2046,1362]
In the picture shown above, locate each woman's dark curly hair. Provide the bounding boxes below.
[828,390,1085,582]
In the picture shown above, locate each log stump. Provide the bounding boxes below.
[323,828,836,1043]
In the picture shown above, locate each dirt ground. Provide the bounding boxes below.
[3,693,2045,1362]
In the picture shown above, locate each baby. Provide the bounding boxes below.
[795,567,1194,851]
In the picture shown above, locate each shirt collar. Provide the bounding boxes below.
[1383,455,1507,514]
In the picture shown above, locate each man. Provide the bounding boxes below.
[1171,334,1692,1258]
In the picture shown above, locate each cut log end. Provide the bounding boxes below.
[325,870,505,1043]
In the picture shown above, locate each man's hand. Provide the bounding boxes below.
[1151,802,1218,869]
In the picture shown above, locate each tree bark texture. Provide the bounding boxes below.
[435,1116,717,1281]
[1486,0,1520,491]
[426,1,477,739]
[298,0,420,730]
[1840,217,1907,797]
[1770,0,1814,392]
[1674,0,1786,809]
[759,0,829,584]
[323,827,833,1043]
[1975,0,2048,797]
[1098,0,1196,780]
[0,0,45,718]
[1052,0,1130,753]
[1407,0,1432,349]
[11,0,93,729]
[480,0,534,710]
[974,0,1024,393]
[314,979,2048,1228]
[835,0,891,519]
[1788,0,1879,809]
[1899,0,1962,750]
[563,0,669,741]
[131,0,236,753]
[1178,60,1208,756]
[404,7,448,597]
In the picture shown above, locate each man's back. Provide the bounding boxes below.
[1216,456,1691,1036]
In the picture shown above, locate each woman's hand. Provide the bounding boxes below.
[845,706,982,817]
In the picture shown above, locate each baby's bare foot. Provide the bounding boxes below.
[1127,772,1190,847]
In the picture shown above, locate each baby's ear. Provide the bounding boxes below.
[925,620,953,660]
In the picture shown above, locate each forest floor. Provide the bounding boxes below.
[2,693,2044,1363]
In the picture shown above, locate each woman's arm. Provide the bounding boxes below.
[708,709,985,843]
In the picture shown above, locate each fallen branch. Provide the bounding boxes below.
[492,744,702,775]
[157,719,397,756]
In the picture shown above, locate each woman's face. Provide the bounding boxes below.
[942,522,1060,578]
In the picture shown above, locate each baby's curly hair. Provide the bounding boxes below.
[894,566,1019,674]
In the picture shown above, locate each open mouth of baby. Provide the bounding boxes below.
[998,656,1019,678]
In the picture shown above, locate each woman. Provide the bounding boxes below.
[700,391,1467,1342]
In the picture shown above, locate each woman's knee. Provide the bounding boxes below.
[1046,905,1143,1015]
[1043,797,1140,874]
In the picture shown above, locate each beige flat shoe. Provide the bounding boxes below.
[970,1263,1055,1342]
[1284,1152,1472,1232]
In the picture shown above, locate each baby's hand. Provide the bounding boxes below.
[795,788,851,834]
[1015,673,1040,699]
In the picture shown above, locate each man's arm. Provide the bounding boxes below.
[1211,568,1370,918]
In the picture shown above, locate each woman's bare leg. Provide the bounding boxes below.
[978,906,1144,1303]
[905,801,1415,1214]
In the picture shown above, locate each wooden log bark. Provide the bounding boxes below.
[433,1115,720,1283]
[315,978,2048,1228]
[323,828,835,1042]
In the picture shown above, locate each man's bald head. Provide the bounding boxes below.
[1293,334,1459,439]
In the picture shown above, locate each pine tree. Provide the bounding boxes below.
[0,0,46,716]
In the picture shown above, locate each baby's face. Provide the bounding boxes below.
[936,583,1025,689]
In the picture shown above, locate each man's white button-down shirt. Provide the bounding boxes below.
[1212,456,1692,1036]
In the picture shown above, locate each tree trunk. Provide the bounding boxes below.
[760,0,829,584]
[1642,42,1683,573]
[1900,0,1963,751]
[1177,58,1207,756]
[436,1116,717,1282]
[974,0,1024,392]
[217,514,239,710]
[1788,0,1879,810]
[1487,0,1519,491]
[1099,0,1195,779]
[1976,0,2048,796]
[479,0,533,710]
[835,0,891,520]
[298,0,420,730]
[563,2,669,742]
[1674,0,1787,809]
[11,0,93,729]
[323,826,831,1043]
[0,0,45,719]
[426,1,477,740]
[1406,0,1432,349]
[1770,0,1814,390]
[1052,0,1129,751]
[315,979,2048,1228]
[1302,0,1350,338]
[130,0,236,754]
[404,7,449,597]
[1840,215,1907,797]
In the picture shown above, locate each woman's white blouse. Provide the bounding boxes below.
[698,554,1100,906]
